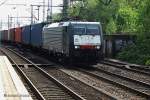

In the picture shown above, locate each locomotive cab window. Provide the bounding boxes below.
[73,25,86,34]
[86,25,99,35]
[73,24,100,35]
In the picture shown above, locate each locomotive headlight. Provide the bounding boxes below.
[75,46,79,49]
[96,46,100,49]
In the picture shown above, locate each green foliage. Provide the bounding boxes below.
[145,60,150,66]
[140,0,150,34]
[105,18,117,34]
[117,0,150,65]
[68,0,140,34]
[52,13,62,21]
[117,39,150,65]
[116,6,139,32]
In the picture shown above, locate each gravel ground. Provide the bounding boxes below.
[4,45,149,100]
[0,50,4,55]
[89,68,150,95]
[1,48,28,64]
[97,63,150,86]
[6,47,49,64]
[61,68,147,100]
[21,67,75,100]
[42,67,116,100]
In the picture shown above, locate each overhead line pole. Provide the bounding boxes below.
[43,0,45,22]
[50,0,52,22]
[63,0,69,20]
[31,5,33,24]
[47,0,53,23]
[30,4,63,23]
[8,15,10,40]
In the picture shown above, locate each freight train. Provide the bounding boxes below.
[0,21,104,62]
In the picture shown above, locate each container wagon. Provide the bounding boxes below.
[22,25,31,45]
[15,27,22,43]
[9,28,15,42]
[30,23,45,47]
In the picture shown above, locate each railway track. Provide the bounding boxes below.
[78,61,150,99]
[0,48,43,100]
[98,60,150,88]
[3,45,150,99]
[102,59,150,75]
[63,66,150,100]
[41,67,117,100]
[0,47,84,100]
[0,46,117,100]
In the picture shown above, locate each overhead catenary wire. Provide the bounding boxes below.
[0,0,9,6]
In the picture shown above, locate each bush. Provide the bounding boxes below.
[145,59,150,66]
[117,38,150,65]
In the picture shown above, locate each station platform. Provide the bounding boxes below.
[0,56,33,100]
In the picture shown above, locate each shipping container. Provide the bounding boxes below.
[3,30,8,41]
[22,25,31,44]
[0,31,1,41]
[15,27,22,43]
[9,28,15,42]
[0,30,2,41]
[1,30,4,41]
[30,23,45,47]
[0,30,10,42]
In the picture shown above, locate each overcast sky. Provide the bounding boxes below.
[0,0,62,29]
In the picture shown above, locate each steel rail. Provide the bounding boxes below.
[102,60,150,76]
[56,68,118,100]
[0,48,46,100]
[4,47,85,100]
[97,63,150,86]
[76,67,150,99]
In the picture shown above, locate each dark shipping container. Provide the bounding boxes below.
[0,31,1,41]
[4,30,8,41]
[9,28,15,42]
[0,30,3,41]
[22,25,31,44]
[1,30,5,41]
[30,23,45,47]
[0,30,4,41]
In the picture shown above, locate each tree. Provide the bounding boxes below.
[117,0,150,65]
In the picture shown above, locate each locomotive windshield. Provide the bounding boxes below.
[73,24,100,35]
[86,25,99,34]
[73,25,86,34]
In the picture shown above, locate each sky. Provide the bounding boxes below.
[0,0,63,29]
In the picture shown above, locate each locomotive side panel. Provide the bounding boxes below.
[62,26,70,56]
[42,26,64,54]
